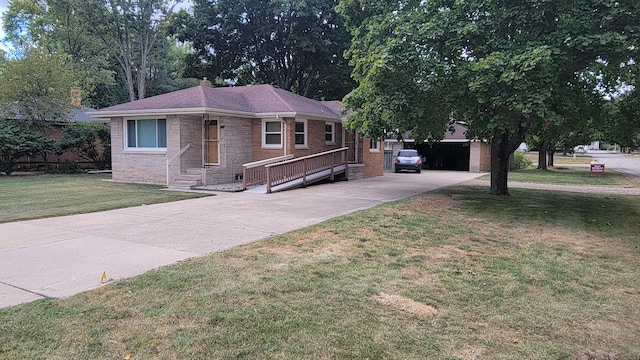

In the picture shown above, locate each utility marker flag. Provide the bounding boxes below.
[100,271,107,284]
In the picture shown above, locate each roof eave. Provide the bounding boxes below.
[89,107,257,119]
[88,108,342,122]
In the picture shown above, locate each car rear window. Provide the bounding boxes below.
[398,150,418,157]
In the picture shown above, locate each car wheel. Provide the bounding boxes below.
[395,168,399,173]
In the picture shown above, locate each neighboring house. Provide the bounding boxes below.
[12,107,102,171]
[90,79,383,188]
[384,123,491,172]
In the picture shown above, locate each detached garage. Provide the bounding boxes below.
[384,123,491,173]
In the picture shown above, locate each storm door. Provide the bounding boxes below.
[204,119,219,165]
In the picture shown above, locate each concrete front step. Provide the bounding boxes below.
[174,174,202,181]
[185,168,204,175]
[169,178,203,190]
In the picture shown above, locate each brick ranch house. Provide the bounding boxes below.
[89,79,383,188]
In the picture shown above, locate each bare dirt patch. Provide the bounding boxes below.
[372,292,438,318]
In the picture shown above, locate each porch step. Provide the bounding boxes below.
[168,179,203,190]
[185,168,204,175]
[174,174,202,181]
[170,170,203,189]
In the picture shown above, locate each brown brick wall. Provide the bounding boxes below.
[363,138,384,178]
[251,118,343,161]
[469,141,491,172]
[479,142,491,172]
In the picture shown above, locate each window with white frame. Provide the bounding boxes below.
[370,138,380,152]
[262,119,282,148]
[295,120,307,148]
[325,122,335,144]
[126,119,166,149]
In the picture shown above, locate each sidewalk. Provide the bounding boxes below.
[0,171,482,308]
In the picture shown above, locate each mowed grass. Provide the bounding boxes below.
[478,167,640,187]
[0,173,210,223]
[1,187,639,359]
[524,151,593,165]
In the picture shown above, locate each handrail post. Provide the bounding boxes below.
[302,158,307,186]
[242,168,247,190]
[266,166,272,193]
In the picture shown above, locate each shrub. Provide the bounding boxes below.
[60,122,111,169]
[512,151,533,170]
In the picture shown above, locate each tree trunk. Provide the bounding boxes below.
[490,127,525,196]
[537,141,548,170]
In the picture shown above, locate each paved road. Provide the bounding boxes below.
[0,171,481,308]
[587,150,640,179]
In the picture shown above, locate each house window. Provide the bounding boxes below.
[370,138,380,152]
[262,119,282,148]
[295,120,307,148]
[325,122,335,144]
[126,119,166,149]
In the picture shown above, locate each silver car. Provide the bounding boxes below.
[395,149,423,173]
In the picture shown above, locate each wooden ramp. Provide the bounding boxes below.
[242,148,349,194]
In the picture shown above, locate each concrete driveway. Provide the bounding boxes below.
[0,171,481,308]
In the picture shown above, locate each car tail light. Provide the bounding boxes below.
[417,158,421,164]
[395,159,400,164]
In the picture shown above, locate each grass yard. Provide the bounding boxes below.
[478,167,640,187]
[1,186,638,359]
[524,151,593,165]
[0,173,210,223]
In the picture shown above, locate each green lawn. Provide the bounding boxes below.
[478,167,640,187]
[0,173,210,223]
[1,185,638,359]
[524,151,593,165]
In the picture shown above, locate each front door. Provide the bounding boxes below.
[204,119,219,165]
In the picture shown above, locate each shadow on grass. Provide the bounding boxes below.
[439,186,640,243]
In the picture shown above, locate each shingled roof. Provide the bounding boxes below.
[91,84,343,121]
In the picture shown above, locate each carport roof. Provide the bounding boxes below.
[90,83,343,121]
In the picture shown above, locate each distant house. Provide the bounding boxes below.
[12,108,102,171]
[384,123,491,172]
[90,79,383,189]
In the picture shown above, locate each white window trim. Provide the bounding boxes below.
[370,138,381,153]
[325,122,336,145]
[123,118,167,152]
[262,118,283,149]
[294,119,308,149]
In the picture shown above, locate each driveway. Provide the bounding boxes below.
[0,171,481,308]
[587,150,640,179]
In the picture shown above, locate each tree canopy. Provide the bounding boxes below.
[2,0,188,105]
[0,48,76,126]
[338,0,639,195]
[171,0,354,99]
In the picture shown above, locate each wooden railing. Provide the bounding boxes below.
[242,154,294,190]
[265,147,348,193]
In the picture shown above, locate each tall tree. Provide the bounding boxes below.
[71,0,181,101]
[171,0,354,99]
[338,0,638,195]
[3,0,127,107]
[0,48,76,127]
[0,49,76,172]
